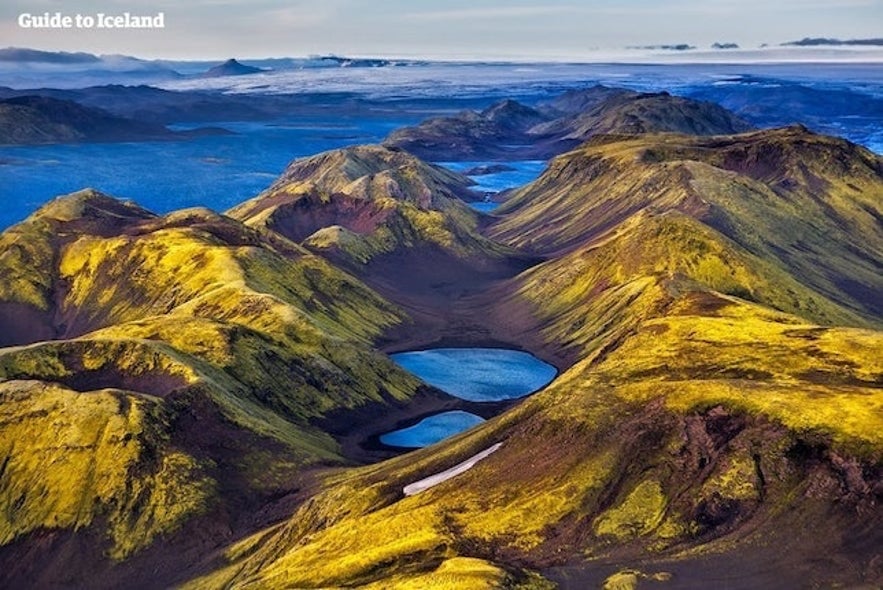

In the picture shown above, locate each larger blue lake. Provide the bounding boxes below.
[391,348,557,402]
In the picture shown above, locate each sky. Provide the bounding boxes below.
[1,0,881,60]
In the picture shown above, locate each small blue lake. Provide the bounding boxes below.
[380,411,485,448]
[391,347,557,402]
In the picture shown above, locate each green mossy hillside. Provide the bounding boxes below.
[192,293,882,589]
[2,125,883,589]
[0,192,424,570]
[228,145,515,269]
[491,127,883,324]
[0,380,214,560]
[506,210,869,362]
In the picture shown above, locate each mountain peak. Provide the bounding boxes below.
[480,99,546,129]
[32,188,155,225]
[264,144,475,199]
[200,58,263,78]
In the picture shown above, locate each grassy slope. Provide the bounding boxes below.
[491,127,883,326]
[0,191,425,575]
[0,379,214,560]
[384,89,752,161]
[182,129,883,589]
[2,125,882,588]
[184,295,883,588]
[529,92,753,141]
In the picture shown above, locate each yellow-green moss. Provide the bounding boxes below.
[0,380,214,559]
[594,480,667,541]
[602,569,673,590]
[107,451,215,559]
[358,557,507,590]
[701,453,760,502]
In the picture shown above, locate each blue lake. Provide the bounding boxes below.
[391,347,557,402]
[439,160,547,213]
[380,410,485,448]
[469,202,501,214]
[0,116,424,230]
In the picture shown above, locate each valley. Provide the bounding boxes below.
[0,74,881,589]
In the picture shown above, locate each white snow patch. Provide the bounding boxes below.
[403,442,503,496]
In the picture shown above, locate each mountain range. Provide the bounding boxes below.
[385,87,753,160]
[0,95,228,144]
[0,88,881,589]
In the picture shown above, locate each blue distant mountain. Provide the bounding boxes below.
[0,47,101,63]
[200,58,265,78]
[627,43,696,51]
[782,37,883,47]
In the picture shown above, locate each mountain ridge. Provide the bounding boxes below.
[183,125,883,590]
[200,58,264,78]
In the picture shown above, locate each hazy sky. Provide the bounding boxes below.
[2,0,881,60]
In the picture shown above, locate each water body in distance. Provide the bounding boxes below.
[440,160,547,213]
[380,410,485,448]
[0,116,422,230]
[391,348,557,402]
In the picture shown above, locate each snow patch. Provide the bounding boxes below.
[403,442,503,496]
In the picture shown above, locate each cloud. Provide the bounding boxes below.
[401,5,574,21]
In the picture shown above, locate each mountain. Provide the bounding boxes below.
[782,37,883,47]
[228,145,527,307]
[384,86,752,160]
[383,98,548,160]
[0,47,100,64]
[308,55,405,67]
[1,117,882,587]
[536,85,638,116]
[174,126,883,589]
[0,85,314,125]
[0,48,182,88]
[628,43,696,51]
[684,76,883,133]
[0,95,227,145]
[0,189,445,587]
[199,58,264,78]
[491,126,883,324]
[529,91,753,145]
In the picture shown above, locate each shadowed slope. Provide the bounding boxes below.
[228,145,493,258]
[228,145,531,310]
[0,96,220,145]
